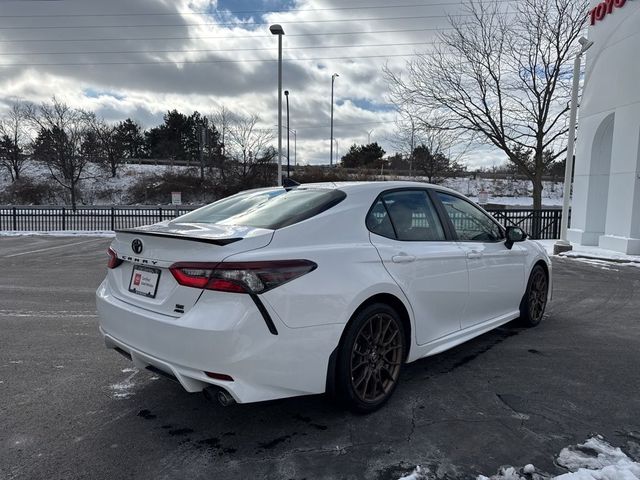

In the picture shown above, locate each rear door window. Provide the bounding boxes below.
[367,190,446,241]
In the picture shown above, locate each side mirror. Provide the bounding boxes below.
[505,226,527,250]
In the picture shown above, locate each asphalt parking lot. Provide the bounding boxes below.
[1,236,639,480]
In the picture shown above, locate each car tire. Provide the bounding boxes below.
[335,303,406,413]
[519,264,549,327]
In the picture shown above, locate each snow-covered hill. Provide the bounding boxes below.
[0,161,564,207]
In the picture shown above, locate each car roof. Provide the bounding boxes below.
[297,180,462,197]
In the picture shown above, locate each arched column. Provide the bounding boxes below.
[568,112,614,245]
[598,107,640,254]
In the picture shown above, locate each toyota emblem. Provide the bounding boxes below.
[131,238,143,254]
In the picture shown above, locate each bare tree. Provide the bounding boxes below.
[225,113,275,184]
[27,98,92,209]
[87,116,124,178]
[209,105,232,160]
[385,0,588,210]
[0,103,31,181]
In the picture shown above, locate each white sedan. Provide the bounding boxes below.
[96,181,551,412]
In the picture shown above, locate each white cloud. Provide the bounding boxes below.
[0,0,508,168]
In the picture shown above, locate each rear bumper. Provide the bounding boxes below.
[96,279,343,404]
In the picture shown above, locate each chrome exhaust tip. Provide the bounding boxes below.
[203,386,236,407]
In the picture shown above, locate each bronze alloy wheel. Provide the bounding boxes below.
[528,267,548,323]
[349,312,403,403]
[519,264,549,327]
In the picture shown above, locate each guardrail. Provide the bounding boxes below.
[0,205,563,239]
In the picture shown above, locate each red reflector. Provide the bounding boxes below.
[107,247,123,269]
[207,279,247,293]
[204,372,234,382]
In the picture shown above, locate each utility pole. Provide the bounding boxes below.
[285,90,290,178]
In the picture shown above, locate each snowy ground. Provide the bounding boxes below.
[535,240,640,266]
[1,160,564,207]
[399,436,640,480]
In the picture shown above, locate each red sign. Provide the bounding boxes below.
[590,0,626,25]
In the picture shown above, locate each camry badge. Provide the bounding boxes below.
[131,238,143,254]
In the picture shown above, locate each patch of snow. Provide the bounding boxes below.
[555,436,640,479]
[399,437,639,480]
[534,240,640,266]
[109,368,139,400]
[398,466,428,480]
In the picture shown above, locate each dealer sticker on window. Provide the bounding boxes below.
[128,265,161,298]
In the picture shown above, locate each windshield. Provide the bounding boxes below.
[174,188,284,224]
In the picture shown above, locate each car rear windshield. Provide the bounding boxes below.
[174,188,285,225]
[178,188,347,230]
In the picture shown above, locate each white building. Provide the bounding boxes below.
[568,0,640,254]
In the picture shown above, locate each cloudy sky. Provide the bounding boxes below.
[0,0,507,167]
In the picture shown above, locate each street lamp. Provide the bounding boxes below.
[284,89,290,178]
[330,73,339,166]
[554,36,594,255]
[270,24,285,186]
[273,125,297,168]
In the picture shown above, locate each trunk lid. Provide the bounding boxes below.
[107,221,274,317]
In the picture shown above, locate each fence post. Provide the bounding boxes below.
[158,207,162,222]
[62,207,66,231]
[110,207,115,231]
[12,206,17,231]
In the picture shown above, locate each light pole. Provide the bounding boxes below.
[284,89,290,178]
[330,72,339,166]
[270,24,285,186]
[554,36,594,255]
[274,125,297,168]
[293,129,296,167]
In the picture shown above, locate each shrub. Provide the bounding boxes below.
[0,176,64,204]
[126,169,218,204]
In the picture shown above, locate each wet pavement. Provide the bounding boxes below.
[1,236,639,479]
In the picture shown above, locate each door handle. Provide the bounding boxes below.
[392,254,416,263]
[466,251,483,259]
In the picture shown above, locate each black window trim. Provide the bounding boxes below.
[430,189,506,243]
[365,187,455,242]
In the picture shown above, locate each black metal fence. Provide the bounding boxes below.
[490,209,563,240]
[0,206,198,232]
[0,205,563,239]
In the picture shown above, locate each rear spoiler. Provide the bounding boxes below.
[115,229,242,246]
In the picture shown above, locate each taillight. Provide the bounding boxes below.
[107,247,123,269]
[169,260,317,294]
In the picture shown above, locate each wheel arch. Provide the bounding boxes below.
[325,292,412,396]
[532,259,549,279]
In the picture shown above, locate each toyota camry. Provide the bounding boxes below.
[96,181,551,412]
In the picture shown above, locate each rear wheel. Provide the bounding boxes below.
[519,264,548,327]
[335,303,406,413]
